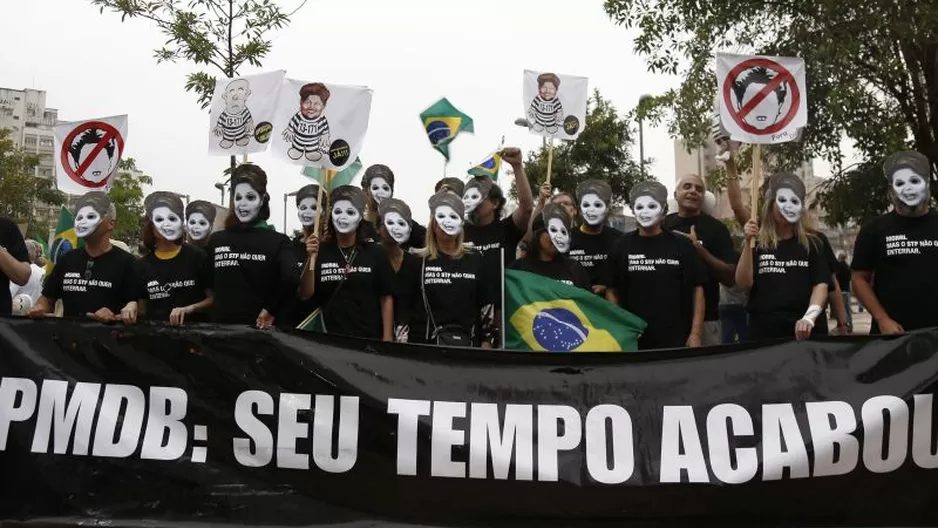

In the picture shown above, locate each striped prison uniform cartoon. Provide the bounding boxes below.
[528,95,564,130]
[287,113,330,154]
[216,108,253,142]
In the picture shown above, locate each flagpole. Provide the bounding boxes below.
[545,138,555,186]
[749,144,761,248]
[500,247,506,349]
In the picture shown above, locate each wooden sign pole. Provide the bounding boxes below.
[749,143,762,248]
[545,138,555,186]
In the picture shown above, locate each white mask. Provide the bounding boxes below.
[462,187,484,216]
[187,212,212,241]
[546,217,570,253]
[383,211,411,244]
[369,177,393,204]
[632,195,663,228]
[152,206,184,241]
[580,193,608,226]
[332,199,362,234]
[233,182,263,223]
[891,168,929,207]
[74,205,103,239]
[297,197,318,227]
[774,188,804,224]
[434,205,464,236]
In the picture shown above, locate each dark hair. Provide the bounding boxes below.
[537,72,561,89]
[320,208,369,248]
[141,219,182,251]
[487,183,507,219]
[224,166,271,229]
[69,128,116,167]
[300,82,331,104]
[732,67,788,108]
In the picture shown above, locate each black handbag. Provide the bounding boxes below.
[420,257,472,347]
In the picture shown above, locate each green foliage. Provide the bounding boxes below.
[0,128,67,235]
[519,90,649,205]
[91,0,304,108]
[604,0,938,225]
[109,157,154,245]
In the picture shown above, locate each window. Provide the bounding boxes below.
[39,138,53,147]
[24,135,37,146]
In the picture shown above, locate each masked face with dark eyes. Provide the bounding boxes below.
[152,206,184,241]
[434,205,464,236]
[75,206,103,239]
[332,199,362,234]
[774,187,803,224]
[633,195,664,228]
[369,177,393,204]
[891,168,929,208]
[233,183,262,223]
[580,193,608,226]
[187,213,211,241]
[383,212,411,244]
[297,197,318,227]
[546,217,570,253]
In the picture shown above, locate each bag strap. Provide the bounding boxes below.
[420,256,440,340]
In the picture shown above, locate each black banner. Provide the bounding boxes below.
[2,318,938,527]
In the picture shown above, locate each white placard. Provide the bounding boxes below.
[53,114,128,194]
[206,70,285,156]
[523,70,589,140]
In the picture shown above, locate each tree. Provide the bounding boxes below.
[0,128,67,238]
[109,158,153,246]
[91,0,306,172]
[518,90,648,205]
[604,0,938,225]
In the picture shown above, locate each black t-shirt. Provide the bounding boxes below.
[136,245,210,322]
[392,251,421,327]
[604,231,706,350]
[0,217,29,316]
[664,213,735,322]
[204,227,299,325]
[277,235,319,328]
[464,215,524,268]
[409,250,492,345]
[510,255,592,290]
[835,261,851,291]
[313,241,394,339]
[746,236,829,332]
[42,246,138,317]
[361,219,427,250]
[568,226,623,287]
[852,210,938,333]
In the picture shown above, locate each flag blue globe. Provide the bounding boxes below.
[480,157,496,169]
[50,238,73,264]
[425,120,451,145]
[532,308,589,352]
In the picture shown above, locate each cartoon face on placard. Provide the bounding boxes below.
[272,79,373,171]
[523,70,589,140]
[207,70,284,156]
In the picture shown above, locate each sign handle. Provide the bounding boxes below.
[749,143,762,248]
[545,138,555,186]
[242,154,249,164]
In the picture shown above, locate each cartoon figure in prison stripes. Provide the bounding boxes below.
[527,72,564,134]
[213,79,254,149]
[282,82,331,162]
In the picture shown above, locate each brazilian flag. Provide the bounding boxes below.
[419,98,474,161]
[297,308,326,333]
[468,150,502,179]
[47,206,79,275]
[302,156,364,190]
[505,270,646,352]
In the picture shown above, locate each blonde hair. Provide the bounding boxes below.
[757,191,812,252]
[418,217,466,260]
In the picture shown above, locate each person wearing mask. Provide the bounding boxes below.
[664,174,736,346]
[204,164,299,328]
[411,190,497,348]
[377,198,421,342]
[604,181,706,350]
[9,240,45,311]
[137,192,213,325]
[0,218,31,316]
[185,200,217,248]
[300,185,394,341]
[569,180,623,294]
[279,183,321,328]
[851,151,938,334]
[834,252,853,332]
[361,164,426,249]
[462,148,534,268]
[721,140,849,334]
[512,203,591,289]
[517,181,554,260]
[435,176,465,197]
[736,173,830,340]
[28,192,138,323]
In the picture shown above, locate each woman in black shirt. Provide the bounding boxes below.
[185,200,216,249]
[376,198,421,342]
[137,192,213,324]
[360,164,426,248]
[204,164,299,328]
[736,173,829,340]
[410,190,497,348]
[511,204,591,290]
[279,183,321,328]
[299,185,394,341]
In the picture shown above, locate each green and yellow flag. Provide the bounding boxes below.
[297,308,326,333]
[302,156,364,190]
[47,206,78,275]
[467,150,502,179]
[419,98,474,161]
[505,270,646,352]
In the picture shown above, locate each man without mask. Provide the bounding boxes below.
[228,165,270,226]
[576,180,613,228]
[462,176,493,219]
[430,191,465,237]
[331,185,366,235]
[74,192,116,240]
[769,173,806,225]
[629,181,669,230]
[144,192,186,242]
[186,201,216,243]
[295,184,320,229]
[884,151,931,212]
[378,198,413,245]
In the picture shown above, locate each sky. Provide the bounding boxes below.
[0,0,839,233]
